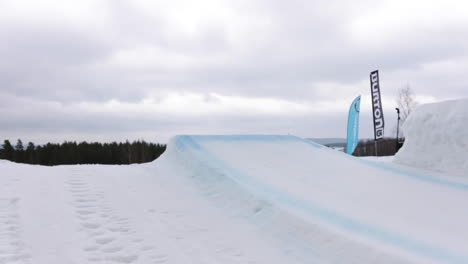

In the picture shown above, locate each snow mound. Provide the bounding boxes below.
[394,99,468,176]
[165,135,468,264]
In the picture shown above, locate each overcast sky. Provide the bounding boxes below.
[1,0,467,143]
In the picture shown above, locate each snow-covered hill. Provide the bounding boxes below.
[2,133,468,264]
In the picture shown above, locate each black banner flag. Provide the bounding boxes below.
[370,70,385,140]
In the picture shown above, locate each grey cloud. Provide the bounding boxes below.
[2,0,467,103]
[0,0,467,142]
[0,23,114,101]
[0,89,395,145]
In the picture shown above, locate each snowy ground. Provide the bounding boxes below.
[359,155,394,163]
[1,134,468,264]
[0,160,300,264]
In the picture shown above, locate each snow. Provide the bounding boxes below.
[1,132,468,263]
[394,99,468,176]
[360,155,394,163]
[172,136,468,263]
[0,160,297,264]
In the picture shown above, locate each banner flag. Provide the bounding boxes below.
[346,95,361,154]
[370,70,385,140]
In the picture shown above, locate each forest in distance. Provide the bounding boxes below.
[0,139,166,166]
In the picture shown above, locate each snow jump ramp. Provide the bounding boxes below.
[158,135,468,264]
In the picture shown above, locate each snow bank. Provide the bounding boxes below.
[394,99,468,176]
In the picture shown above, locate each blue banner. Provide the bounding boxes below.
[346,95,361,155]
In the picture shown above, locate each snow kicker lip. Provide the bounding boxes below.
[171,135,468,264]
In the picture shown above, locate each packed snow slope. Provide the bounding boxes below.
[2,134,468,264]
[169,135,468,264]
[394,98,468,176]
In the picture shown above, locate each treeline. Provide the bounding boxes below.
[0,139,166,166]
[353,138,404,157]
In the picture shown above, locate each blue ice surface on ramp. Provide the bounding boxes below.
[173,135,468,264]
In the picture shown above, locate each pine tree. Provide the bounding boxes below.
[2,140,14,161]
[26,142,36,164]
[14,139,25,162]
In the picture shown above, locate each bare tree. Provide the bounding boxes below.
[396,84,418,137]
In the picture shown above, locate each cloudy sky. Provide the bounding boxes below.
[1,0,467,143]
